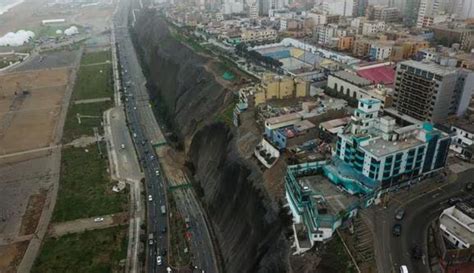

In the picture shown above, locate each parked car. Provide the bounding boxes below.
[392,224,402,236]
[156,255,162,265]
[148,195,153,202]
[395,209,405,221]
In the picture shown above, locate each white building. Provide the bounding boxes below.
[322,0,354,17]
[362,21,386,35]
[327,70,393,108]
[222,0,244,15]
[417,0,443,28]
[451,0,474,20]
[439,200,474,249]
[369,42,393,61]
[307,12,327,26]
[450,121,474,158]
[336,99,452,188]
[316,24,337,45]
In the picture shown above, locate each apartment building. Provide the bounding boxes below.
[430,23,474,51]
[369,42,394,61]
[240,28,277,43]
[394,60,474,123]
[366,5,400,23]
[254,74,309,105]
[336,99,451,189]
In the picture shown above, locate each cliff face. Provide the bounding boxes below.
[134,11,289,273]
[134,11,227,141]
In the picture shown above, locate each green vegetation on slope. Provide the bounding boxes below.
[52,144,128,222]
[32,226,128,273]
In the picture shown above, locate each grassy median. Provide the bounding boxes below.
[81,50,112,65]
[72,63,113,100]
[52,144,128,222]
[32,226,127,273]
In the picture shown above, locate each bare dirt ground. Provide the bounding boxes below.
[0,68,70,154]
[0,241,29,273]
[156,146,189,186]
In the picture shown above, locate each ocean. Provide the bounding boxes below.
[0,0,24,15]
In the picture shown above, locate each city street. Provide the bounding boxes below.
[365,168,473,273]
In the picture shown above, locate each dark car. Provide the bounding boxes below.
[161,248,167,256]
[466,183,473,192]
[161,226,167,234]
[448,197,462,206]
[392,224,402,236]
[395,209,405,221]
[411,245,423,260]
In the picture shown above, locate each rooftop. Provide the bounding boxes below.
[400,60,458,76]
[333,71,372,87]
[266,112,302,126]
[299,174,359,216]
[451,119,474,134]
[356,65,395,85]
[360,135,423,157]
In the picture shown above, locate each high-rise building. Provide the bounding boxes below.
[353,0,368,17]
[322,0,354,17]
[394,60,473,123]
[450,0,474,20]
[416,0,443,28]
[404,0,421,26]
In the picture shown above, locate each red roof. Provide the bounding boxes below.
[356,65,395,85]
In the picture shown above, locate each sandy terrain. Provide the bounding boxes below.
[0,69,70,154]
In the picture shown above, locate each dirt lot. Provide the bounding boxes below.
[0,68,70,154]
[0,241,29,273]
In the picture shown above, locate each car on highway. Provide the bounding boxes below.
[161,226,167,234]
[148,233,154,245]
[155,170,160,176]
[121,144,125,149]
[466,182,473,191]
[94,217,104,222]
[150,155,155,160]
[156,256,162,266]
[392,223,402,236]
[160,248,167,256]
[394,209,405,220]
[160,205,166,215]
[148,195,153,202]
[448,197,462,206]
[400,265,409,273]
[411,245,422,260]
[133,106,137,110]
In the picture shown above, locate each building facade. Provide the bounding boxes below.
[336,99,451,189]
[394,60,473,123]
[439,200,474,249]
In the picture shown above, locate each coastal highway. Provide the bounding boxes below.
[113,0,168,272]
[112,0,219,272]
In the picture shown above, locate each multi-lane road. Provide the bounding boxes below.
[113,0,169,272]
[112,0,220,273]
[366,168,473,273]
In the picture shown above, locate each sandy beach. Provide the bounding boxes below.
[0,0,24,15]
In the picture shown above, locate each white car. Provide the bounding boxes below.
[156,256,162,265]
[148,195,153,201]
[94,217,104,222]
[155,170,160,176]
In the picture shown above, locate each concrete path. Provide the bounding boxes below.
[0,145,61,159]
[48,213,127,238]
[74,97,112,104]
[104,106,143,273]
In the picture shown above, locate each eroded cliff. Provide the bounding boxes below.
[133,10,289,273]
